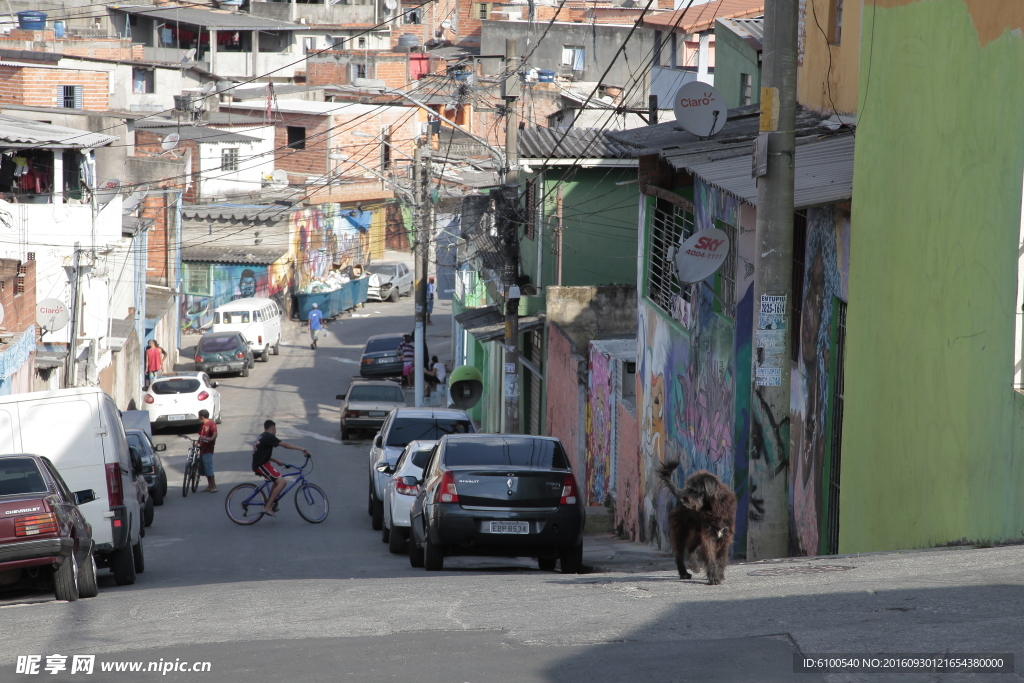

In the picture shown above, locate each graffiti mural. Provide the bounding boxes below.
[180,263,286,335]
[585,345,614,505]
[790,206,850,556]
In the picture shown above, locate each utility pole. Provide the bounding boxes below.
[502,37,521,434]
[413,140,429,407]
[65,242,81,388]
[555,186,563,286]
[747,0,798,560]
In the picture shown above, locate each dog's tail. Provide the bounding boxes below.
[658,460,686,502]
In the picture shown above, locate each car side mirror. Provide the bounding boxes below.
[401,476,420,487]
[374,435,382,448]
[336,393,346,400]
[155,443,166,452]
[376,464,393,474]
[73,489,97,505]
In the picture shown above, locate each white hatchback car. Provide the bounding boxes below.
[366,262,413,302]
[380,440,436,554]
[143,372,222,429]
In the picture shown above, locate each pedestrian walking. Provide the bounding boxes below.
[426,277,436,325]
[197,409,218,492]
[145,339,166,390]
[308,302,324,350]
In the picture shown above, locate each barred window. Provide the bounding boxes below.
[221,148,239,172]
[646,195,694,316]
[184,263,211,296]
[715,219,738,317]
[523,179,537,240]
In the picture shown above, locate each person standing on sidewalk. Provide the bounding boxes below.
[399,334,414,387]
[145,339,166,390]
[198,409,218,493]
[307,303,324,350]
[426,277,436,325]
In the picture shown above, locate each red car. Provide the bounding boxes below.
[0,454,99,601]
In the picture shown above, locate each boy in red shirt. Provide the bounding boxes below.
[198,409,218,492]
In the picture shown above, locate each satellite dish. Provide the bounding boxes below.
[672,82,727,137]
[269,169,289,190]
[121,186,149,215]
[181,48,196,64]
[385,0,398,9]
[95,178,121,206]
[162,133,180,151]
[200,81,216,95]
[36,298,70,333]
[325,33,335,46]
[440,19,452,29]
[673,228,730,283]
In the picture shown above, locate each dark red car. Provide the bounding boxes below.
[0,454,99,601]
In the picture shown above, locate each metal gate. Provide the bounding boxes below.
[824,300,847,555]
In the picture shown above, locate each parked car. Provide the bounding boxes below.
[0,454,100,601]
[359,333,406,379]
[126,429,167,507]
[127,443,152,532]
[408,434,585,573]
[366,262,413,302]
[379,440,436,554]
[194,331,255,377]
[143,372,221,429]
[212,297,282,362]
[368,408,475,531]
[337,379,408,440]
[0,387,144,586]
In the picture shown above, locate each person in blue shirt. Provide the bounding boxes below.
[307,302,324,350]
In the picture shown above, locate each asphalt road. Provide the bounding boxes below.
[1,294,1023,682]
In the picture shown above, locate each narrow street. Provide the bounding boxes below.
[0,293,1021,682]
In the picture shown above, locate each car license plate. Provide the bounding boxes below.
[212,365,229,373]
[376,358,392,364]
[488,521,529,534]
[166,414,190,421]
[368,411,387,417]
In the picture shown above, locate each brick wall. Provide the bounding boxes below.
[0,65,109,111]
[0,30,142,60]
[135,131,201,202]
[307,51,411,89]
[545,322,586,478]
[0,258,37,334]
[273,111,332,179]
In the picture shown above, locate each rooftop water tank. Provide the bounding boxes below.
[397,33,420,48]
[16,11,47,30]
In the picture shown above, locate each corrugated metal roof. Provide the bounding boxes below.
[455,306,544,342]
[0,114,117,148]
[181,204,290,221]
[684,134,855,209]
[642,0,764,33]
[144,126,261,144]
[519,127,637,160]
[182,245,286,264]
[111,5,303,30]
[717,17,764,50]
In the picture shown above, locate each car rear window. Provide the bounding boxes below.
[364,338,401,353]
[218,312,250,324]
[443,437,569,469]
[0,457,48,497]
[151,378,201,394]
[386,418,473,447]
[409,449,431,469]
[349,385,405,402]
[199,336,241,352]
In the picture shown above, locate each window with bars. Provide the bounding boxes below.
[646,196,694,317]
[221,148,239,172]
[59,85,83,110]
[715,220,738,316]
[184,263,211,296]
[523,179,537,240]
[829,0,844,44]
[473,2,493,20]
[740,73,753,106]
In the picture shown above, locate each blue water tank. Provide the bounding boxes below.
[53,20,65,37]
[16,11,47,30]
[537,69,555,83]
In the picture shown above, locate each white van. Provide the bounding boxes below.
[212,297,282,362]
[0,387,144,585]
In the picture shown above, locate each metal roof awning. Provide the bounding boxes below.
[685,134,855,209]
[182,245,286,264]
[0,115,117,149]
[455,306,544,343]
[35,347,68,369]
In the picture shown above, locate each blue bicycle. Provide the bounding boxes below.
[225,454,329,525]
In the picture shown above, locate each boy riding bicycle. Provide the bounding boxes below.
[252,419,309,516]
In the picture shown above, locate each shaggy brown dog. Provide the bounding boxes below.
[658,462,736,585]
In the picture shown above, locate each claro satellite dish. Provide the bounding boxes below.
[161,133,180,151]
[36,298,70,333]
[673,228,730,283]
[673,82,726,137]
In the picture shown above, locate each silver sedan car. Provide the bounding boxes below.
[336,379,407,440]
[380,440,436,554]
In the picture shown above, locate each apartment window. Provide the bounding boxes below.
[405,8,421,24]
[221,148,239,172]
[561,46,585,71]
[647,195,695,317]
[132,68,154,94]
[829,0,844,44]
[381,125,392,170]
[740,73,753,106]
[473,2,493,20]
[184,263,211,296]
[358,36,366,48]
[59,85,83,110]
[287,126,306,150]
[303,37,316,53]
[352,63,367,79]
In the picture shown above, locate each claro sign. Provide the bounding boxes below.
[673,228,730,283]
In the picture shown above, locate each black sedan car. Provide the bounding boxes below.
[195,331,255,377]
[408,435,585,573]
[125,429,167,507]
[359,333,405,378]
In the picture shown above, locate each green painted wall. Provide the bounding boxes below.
[713,20,761,109]
[842,0,1024,552]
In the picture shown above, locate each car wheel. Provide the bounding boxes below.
[381,522,390,544]
[160,471,168,497]
[77,550,99,598]
[537,557,557,572]
[260,350,270,362]
[341,425,350,441]
[215,409,222,425]
[52,554,79,601]
[144,496,154,527]
[424,535,444,571]
[111,546,136,586]
[241,364,249,378]
[388,526,406,554]
[388,288,399,303]
[151,482,164,507]
[409,537,424,568]
[367,480,374,516]
[132,540,145,574]
[560,542,584,574]
[371,498,384,531]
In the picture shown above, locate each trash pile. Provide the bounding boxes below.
[299,270,350,294]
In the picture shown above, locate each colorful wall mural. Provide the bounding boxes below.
[180,262,288,335]
[585,344,614,506]
[789,206,850,556]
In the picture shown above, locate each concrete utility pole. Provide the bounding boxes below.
[66,242,81,389]
[747,0,798,560]
[502,37,521,434]
[413,140,429,407]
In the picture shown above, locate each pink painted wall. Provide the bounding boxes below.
[545,324,584,478]
[614,399,641,540]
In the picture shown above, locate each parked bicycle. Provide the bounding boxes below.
[179,435,202,497]
[225,453,329,525]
